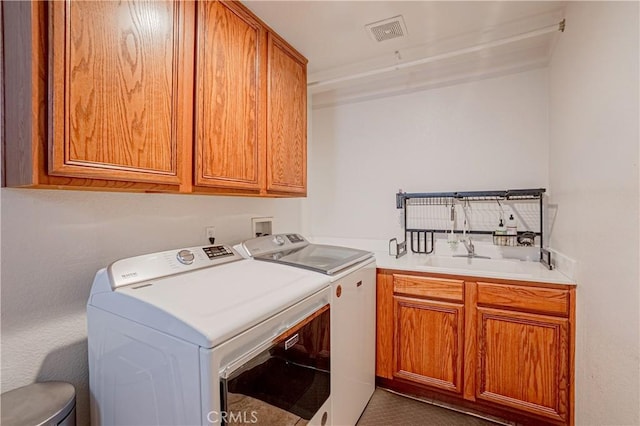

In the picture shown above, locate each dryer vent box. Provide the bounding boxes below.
[252,217,273,237]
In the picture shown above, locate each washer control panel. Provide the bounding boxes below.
[202,245,234,259]
[108,244,242,289]
[285,233,305,244]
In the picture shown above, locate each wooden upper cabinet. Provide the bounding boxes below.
[266,33,307,195]
[48,1,192,185]
[4,1,307,195]
[194,0,265,191]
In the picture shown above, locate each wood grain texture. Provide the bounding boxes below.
[393,274,464,302]
[2,1,185,192]
[375,269,574,425]
[376,271,394,379]
[194,0,265,191]
[49,0,186,184]
[2,1,38,186]
[477,282,570,316]
[265,32,307,195]
[393,296,464,394]
[377,268,576,290]
[176,0,195,193]
[568,287,575,426]
[476,307,569,422]
[463,281,477,401]
[3,0,310,196]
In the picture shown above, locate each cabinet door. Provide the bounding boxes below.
[376,271,394,379]
[476,307,569,422]
[194,0,265,191]
[393,296,464,394]
[49,1,191,185]
[266,33,307,195]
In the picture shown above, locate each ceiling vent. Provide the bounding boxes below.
[365,15,408,42]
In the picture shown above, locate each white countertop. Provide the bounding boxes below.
[310,237,575,286]
[374,250,574,285]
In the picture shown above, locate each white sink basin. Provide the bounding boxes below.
[421,256,529,275]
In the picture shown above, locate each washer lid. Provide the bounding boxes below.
[255,244,373,275]
[89,259,330,348]
[243,234,373,275]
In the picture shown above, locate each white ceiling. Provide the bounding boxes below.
[243,1,566,106]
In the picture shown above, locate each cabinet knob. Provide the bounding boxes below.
[336,285,342,298]
[356,280,362,287]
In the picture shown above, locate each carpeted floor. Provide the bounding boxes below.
[356,389,502,426]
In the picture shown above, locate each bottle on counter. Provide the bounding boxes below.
[506,214,518,236]
[495,219,507,245]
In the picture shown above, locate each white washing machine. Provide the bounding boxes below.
[87,244,333,426]
[241,234,377,426]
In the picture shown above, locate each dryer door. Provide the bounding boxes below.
[220,305,330,425]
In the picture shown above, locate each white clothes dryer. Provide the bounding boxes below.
[87,244,332,426]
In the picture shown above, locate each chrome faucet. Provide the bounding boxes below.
[454,237,491,259]
[461,237,475,256]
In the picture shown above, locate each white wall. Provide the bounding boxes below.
[0,189,303,425]
[308,69,549,241]
[548,2,639,425]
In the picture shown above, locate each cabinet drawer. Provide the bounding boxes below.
[393,274,464,302]
[477,282,570,316]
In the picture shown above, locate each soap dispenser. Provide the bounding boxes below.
[495,219,506,245]
[506,214,518,236]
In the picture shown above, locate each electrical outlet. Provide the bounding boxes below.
[205,226,216,243]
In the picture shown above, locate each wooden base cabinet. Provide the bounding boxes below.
[376,269,575,426]
[476,307,570,422]
[393,296,464,394]
[390,274,466,394]
[3,0,307,197]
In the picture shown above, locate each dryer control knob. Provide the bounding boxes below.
[176,249,195,265]
[272,235,286,246]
